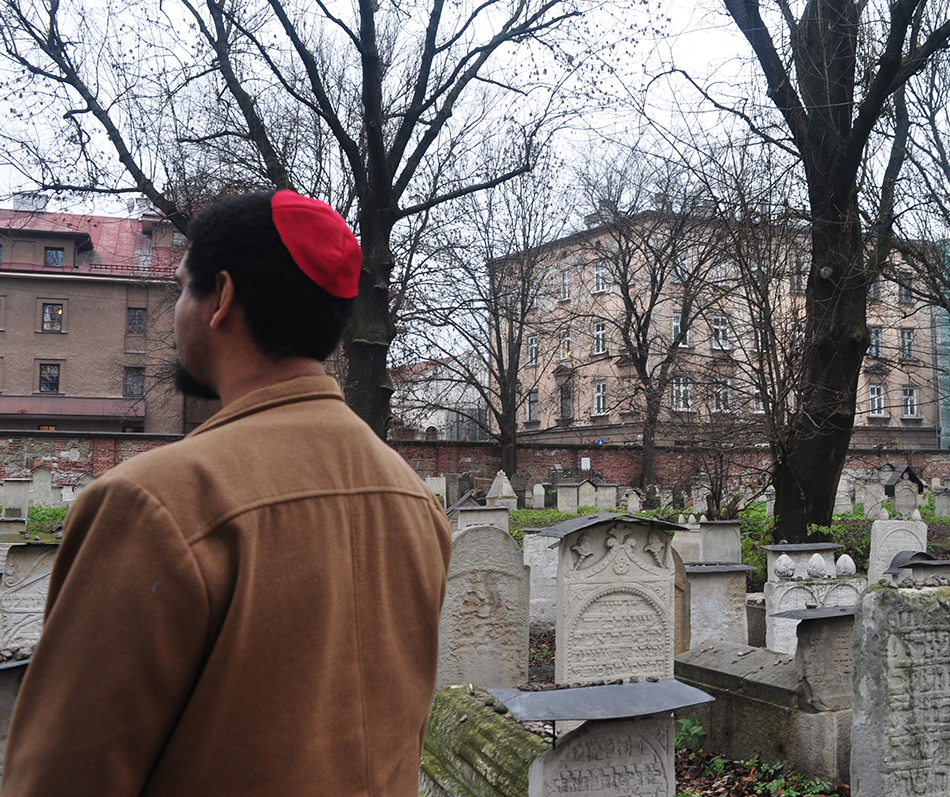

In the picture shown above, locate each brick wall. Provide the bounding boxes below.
[4,430,950,490]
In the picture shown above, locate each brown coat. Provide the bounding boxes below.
[1,377,451,796]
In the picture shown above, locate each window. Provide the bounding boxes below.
[559,329,572,360]
[127,307,146,336]
[172,231,188,247]
[868,280,881,300]
[899,279,913,304]
[124,366,146,397]
[526,389,539,422]
[558,384,573,419]
[560,270,571,301]
[41,303,63,332]
[712,316,731,350]
[593,322,606,355]
[711,259,731,284]
[672,312,690,347]
[752,388,765,414]
[672,376,692,411]
[44,247,64,268]
[38,425,56,431]
[593,261,606,293]
[526,335,539,367]
[792,261,807,294]
[713,379,731,412]
[902,387,918,417]
[752,324,764,353]
[869,384,885,416]
[900,328,915,360]
[593,381,607,415]
[0,244,3,264]
[672,251,688,282]
[39,363,60,393]
[868,327,883,358]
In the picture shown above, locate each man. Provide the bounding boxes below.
[1,191,452,796]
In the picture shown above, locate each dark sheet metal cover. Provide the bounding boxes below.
[538,513,686,539]
[487,678,713,722]
[771,605,856,620]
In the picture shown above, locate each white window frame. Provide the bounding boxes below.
[527,334,538,367]
[900,328,915,360]
[713,379,731,412]
[560,270,571,301]
[869,384,885,416]
[672,312,690,347]
[672,250,688,282]
[593,261,606,293]
[899,280,913,304]
[752,388,765,414]
[712,316,731,350]
[902,387,918,417]
[868,327,883,358]
[526,389,539,422]
[672,376,692,411]
[593,381,607,415]
[593,322,606,355]
[559,329,572,360]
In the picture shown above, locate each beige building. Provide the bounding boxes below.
[0,201,196,433]
[516,216,942,451]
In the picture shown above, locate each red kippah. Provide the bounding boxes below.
[271,190,362,298]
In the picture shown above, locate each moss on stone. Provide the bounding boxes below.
[421,685,549,797]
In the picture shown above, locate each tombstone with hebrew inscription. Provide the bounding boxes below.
[436,524,529,690]
[541,513,681,683]
[868,518,927,583]
[0,544,58,648]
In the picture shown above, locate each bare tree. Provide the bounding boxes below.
[0,0,609,436]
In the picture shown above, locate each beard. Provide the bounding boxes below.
[174,361,220,400]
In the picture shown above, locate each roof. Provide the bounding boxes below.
[538,512,686,539]
[0,207,178,278]
[883,464,925,496]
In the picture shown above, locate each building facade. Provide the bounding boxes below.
[0,201,198,434]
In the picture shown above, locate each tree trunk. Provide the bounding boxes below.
[500,435,517,478]
[641,416,658,488]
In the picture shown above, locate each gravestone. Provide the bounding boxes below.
[761,543,840,583]
[29,468,60,507]
[577,480,597,510]
[935,489,950,519]
[686,563,753,645]
[0,544,58,648]
[424,475,447,507]
[524,530,558,634]
[855,479,886,518]
[626,490,641,514]
[852,586,950,796]
[699,520,742,563]
[532,483,546,510]
[486,471,518,510]
[671,515,701,563]
[455,506,509,533]
[834,476,853,515]
[884,466,923,519]
[672,548,691,655]
[868,518,928,583]
[436,525,529,690]
[444,491,483,532]
[557,484,579,515]
[541,514,679,683]
[528,716,675,797]
[510,474,528,509]
[792,608,854,712]
[1,480,31,519]
[594,484,618,511]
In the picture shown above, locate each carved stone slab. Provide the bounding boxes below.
[524,531,558,634]
[528,716,675,797]
[869,520,928,583]
[436,525,529,689]
[0,544,58,648]
[852,586,950,796]
[555,519,675,683]
[764,577,866,655]
[685,564,752,645]
[795,613,854,711]
[699,521,742,564]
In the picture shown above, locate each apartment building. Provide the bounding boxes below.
[515,214,943,450]
[0,200,194,433]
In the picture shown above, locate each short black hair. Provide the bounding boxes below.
[186,192,354,361]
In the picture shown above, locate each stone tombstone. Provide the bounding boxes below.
[643,485,660,511]
[626,490,641,514]
[524,531,558,634]
[594,484,618,511]
[671,517,701,564]
[456,506,509,533]
[577,480,597,510]
[457,472,475,497]
[436,525,529,690]
[486,470,518,510]
[672,548,690,655]
[856,479,886,519]
[29,468,60,508]
[869,518,928,583]
[892,477,919,518]
[686,564,752,645]
[795,611,854,712]
[532,483,546,510]
[761,543,840,583]
[424,475,447,507]
[557,484,579,515]
[0,544,58,648]
[852,586,950,797]
[765,574,866,656]
[510,474,528,509]
[935,489,950,519]
[552,516,675,683]
[699,520,742,563]
[1,480,31,519]
[528,716,675,797]
[834,476,853,515]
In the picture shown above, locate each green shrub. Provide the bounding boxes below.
[27,505,68,535]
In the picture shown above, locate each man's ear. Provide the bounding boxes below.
[209,270,237,330]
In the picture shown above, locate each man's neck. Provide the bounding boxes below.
[216,358,327,407]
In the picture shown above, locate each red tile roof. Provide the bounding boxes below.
[0,208,178,278]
